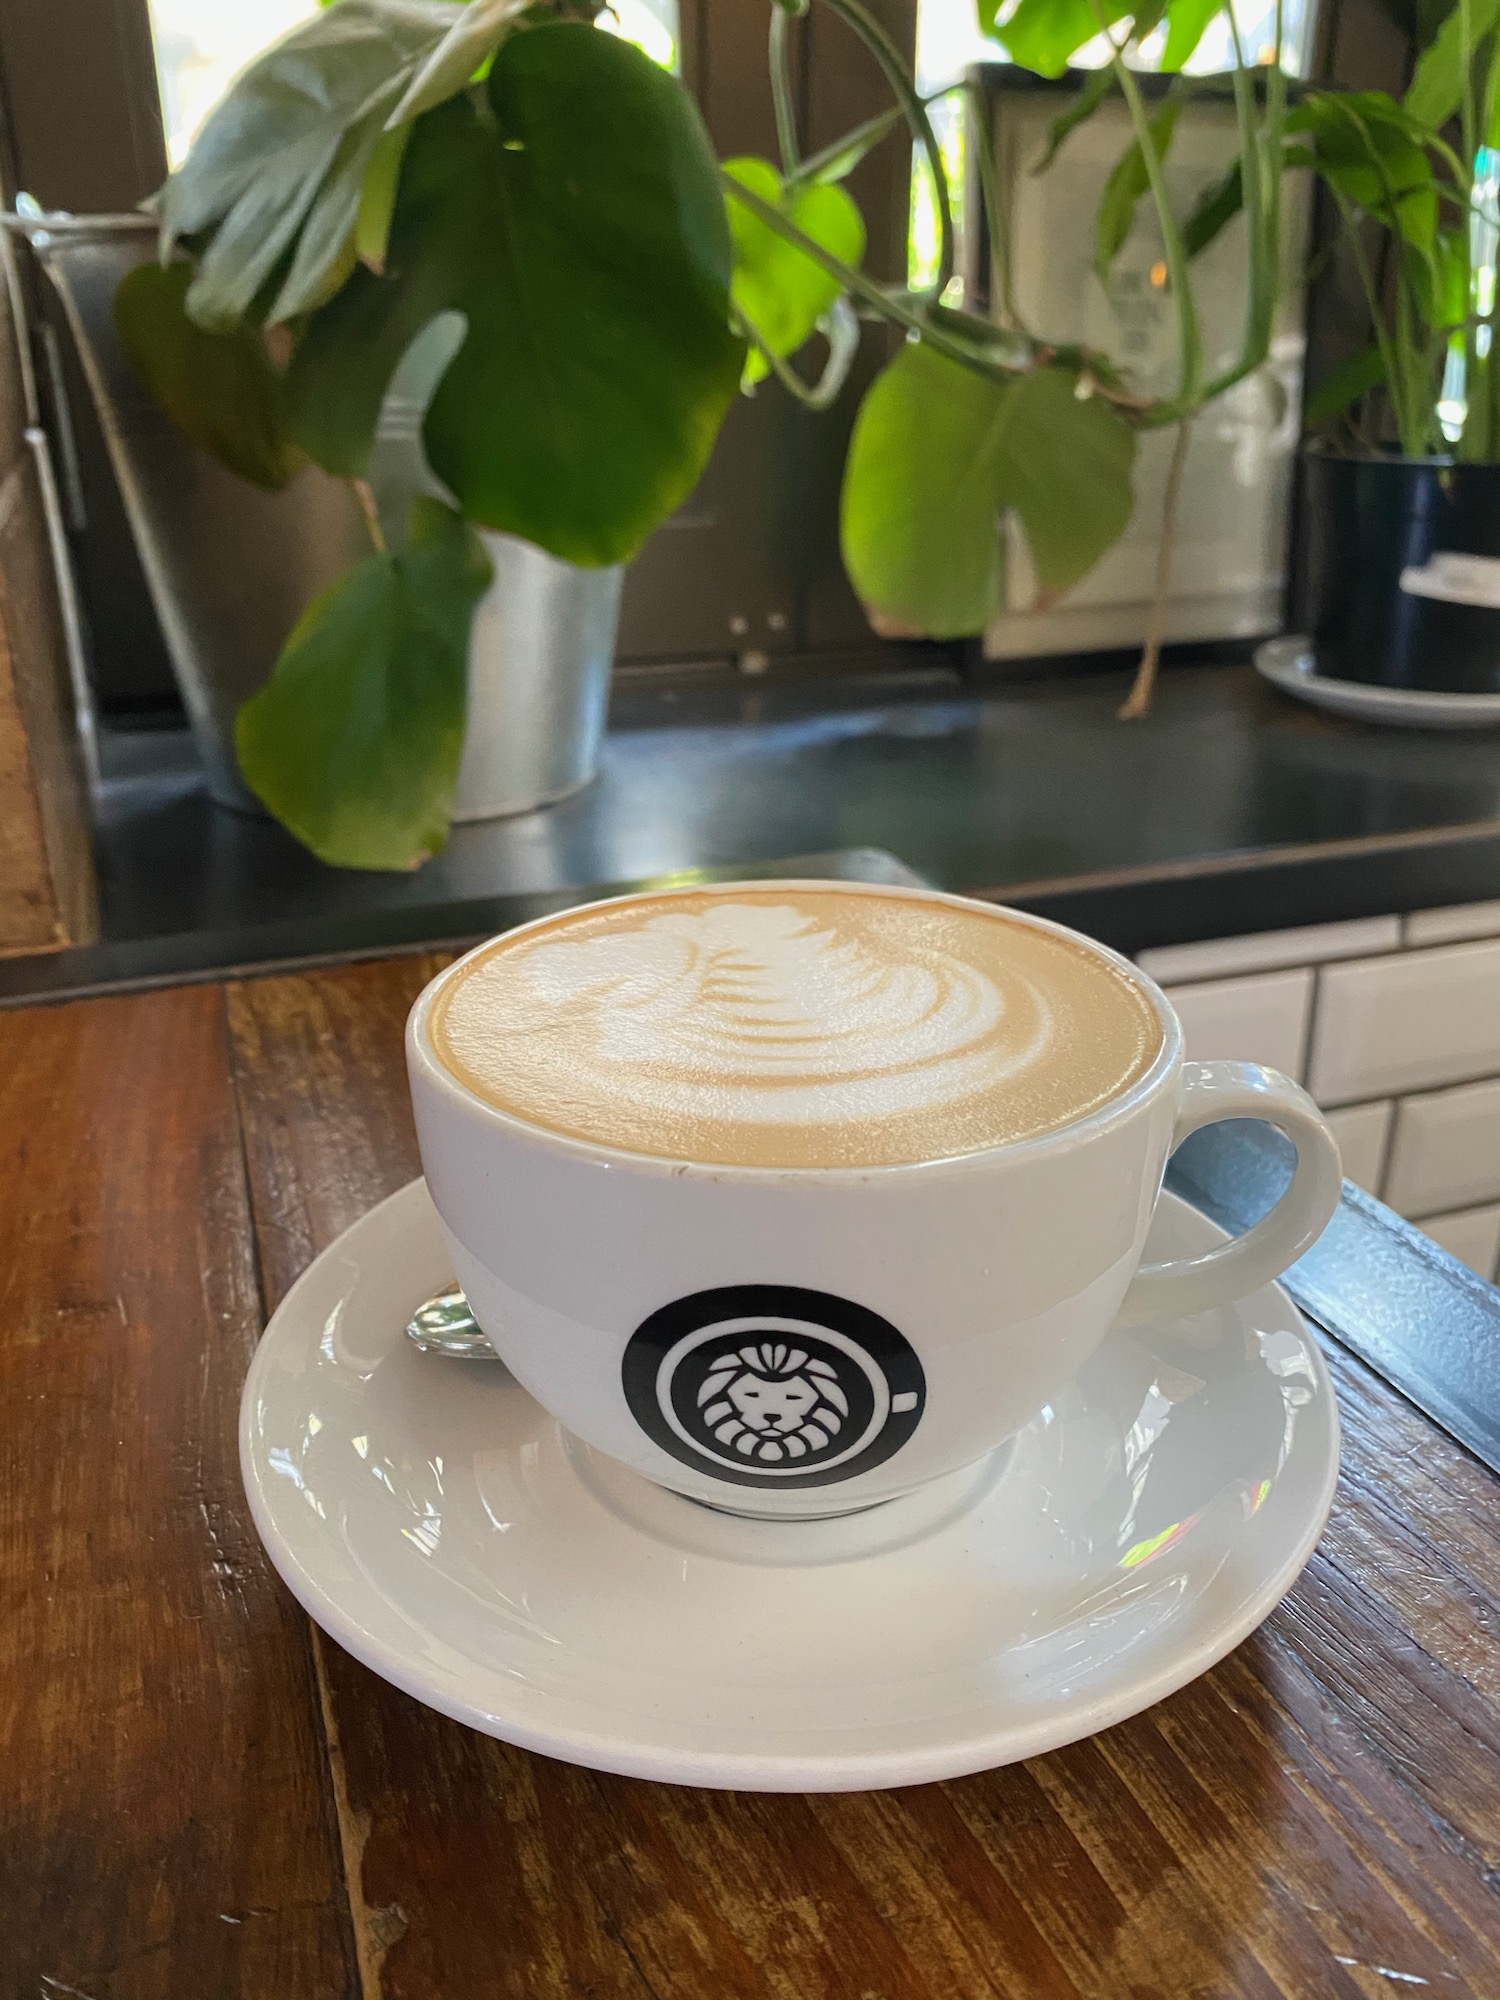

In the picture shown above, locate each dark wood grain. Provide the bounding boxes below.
[0,988,354,1998]
[219,956,1500,2000]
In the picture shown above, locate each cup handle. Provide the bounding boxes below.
[1115,1059,1343,1328]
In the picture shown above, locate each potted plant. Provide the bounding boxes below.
[1280,0,1500,693]
[119,0,1299,870]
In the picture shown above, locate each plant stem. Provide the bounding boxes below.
[1326,184,1408,449]
[353,478,387,556]
[721,168,1027,377]
[735,298,859,409]
[769,6,800,174]
[966,77,1030,336]
[1119,417,1193,721]
[814,0,955,297]
[1091,7,1204,416]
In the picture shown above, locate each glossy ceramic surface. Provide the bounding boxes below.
[1257,637,1500,729]
[240,1178,1340,1791]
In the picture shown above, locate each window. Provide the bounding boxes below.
[909,0,1322,291]
[149,0,319,169]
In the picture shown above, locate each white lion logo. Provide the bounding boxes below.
[695,1341,851,1464]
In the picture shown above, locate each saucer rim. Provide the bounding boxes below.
[240,1178,1341,1792]
[1255,635,1500,725]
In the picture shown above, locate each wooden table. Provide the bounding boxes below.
[6,956,1500,1998]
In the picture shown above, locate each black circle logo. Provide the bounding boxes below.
[621,1285,926,1489]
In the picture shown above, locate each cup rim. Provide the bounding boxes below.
[406,880,1184,1183]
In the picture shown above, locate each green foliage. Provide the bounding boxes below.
[113,260,305,489]
[1289,94,1439,252]
[840,345,1135,637]
[386,0,531,124]
[1305,344,1388,423]
[983,0,1132,75]
[789,105,904,188]
[285,23,743,565]
[1405,0,1500,127]
[1159,0,1222,71]
[723,156,865,386]
[158,0,464,328]
[127,0,1301,868]
[1096,97,1182,277]
[354,121,411,270]
[236,497,492,869]
[1036,67,1115,174]
[1281,62,1498,458]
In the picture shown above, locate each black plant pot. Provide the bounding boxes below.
[1302,447,1500,694]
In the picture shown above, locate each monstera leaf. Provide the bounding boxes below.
[283,21,743,566]
[841,345,1136,638]
[236,496,492,870]
[723,156,865,387]
[114,260,305,489]
[157,0,464,328]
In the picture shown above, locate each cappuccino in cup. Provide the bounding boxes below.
[430,887,1165,1169]
[409,882,1340,1519]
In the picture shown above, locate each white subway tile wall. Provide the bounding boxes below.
[1324,1100,1394,1195]
[1307,938,1500,1104]
[1383,1076,1500,1219]
[1162,967,1313,1080]
[1138,901,1500,1287]
[1417,1203,1500,1282]
[1138,914,1400,984]
[1403,899,1500,948]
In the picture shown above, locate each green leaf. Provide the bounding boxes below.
[1160,0,1222,70]
[724,156,865,388]
[236,495,491,870]
[842,345,1008,636]
[788,105,904,190]
[1035,65,1115,175]
[1291,92,1438,252]
[113,259,305,489]
[1096,98,1182,279]
[267,86,404,322]
[840,345,1136,638]
[158,0,463,329]
[983,0,1132,76]
[284,23,743,567]
[994,365,1137,595]
[1405,0,1500,127]
[1184,142,1315,259]
[1305,343,1387,422]
[385,0,530,125]
[1183,158,1242,258]
[355,119,412,271]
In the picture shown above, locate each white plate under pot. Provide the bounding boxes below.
[240,1178,1339,1792]
[1256,635,1500,728]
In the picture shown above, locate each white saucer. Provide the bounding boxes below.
[240,1179,1339,1791]
[1256,635,1500,728]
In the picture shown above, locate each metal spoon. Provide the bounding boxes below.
[405,1285,499,1359]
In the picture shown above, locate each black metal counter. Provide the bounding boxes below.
[6,655,1500,1003]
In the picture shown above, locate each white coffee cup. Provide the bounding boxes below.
[407,885,1342,1520]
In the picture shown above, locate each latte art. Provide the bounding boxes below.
[514,901,1043,1125]
[430,887,1165,1168]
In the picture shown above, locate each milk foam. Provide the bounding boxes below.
[430,888,1164,1168]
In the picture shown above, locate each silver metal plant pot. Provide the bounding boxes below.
[454,531,624,819]
[26,221,623,826]
[20,214,368,814]
[371,317,624,823]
